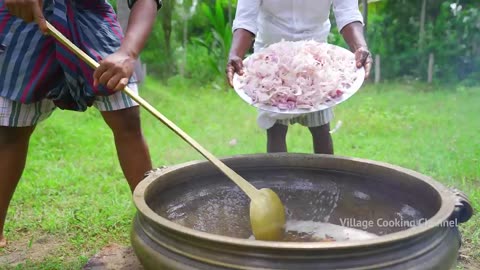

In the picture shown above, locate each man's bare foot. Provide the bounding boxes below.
[0,235,6,248]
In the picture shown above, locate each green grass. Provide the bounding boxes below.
[0,78,479,269]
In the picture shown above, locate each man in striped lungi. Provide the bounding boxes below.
[0,0,161,247]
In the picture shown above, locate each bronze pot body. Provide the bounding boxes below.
[131,154,473,270]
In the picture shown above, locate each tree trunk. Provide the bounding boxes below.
[161,0,175,71]
[157,0,176,77]
[427,53,434,83]
[361,0,368,40]
[419,0,427,51]
[181,17,188,77]
[375,54,381,84]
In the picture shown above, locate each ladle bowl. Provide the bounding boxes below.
[249,188,286,241]
[131,153,473,270]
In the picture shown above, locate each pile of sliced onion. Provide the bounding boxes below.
[237,40,358,110]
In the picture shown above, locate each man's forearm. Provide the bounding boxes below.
[340,21,368,52]
[229,29,255,58]
[119,0,158,59]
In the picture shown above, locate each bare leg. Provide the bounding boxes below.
[101,106,152,192]
[266,123,288,153]
[308,124,334,154]
[0,126,35,248]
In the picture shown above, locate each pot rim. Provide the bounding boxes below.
[133,153,457,250]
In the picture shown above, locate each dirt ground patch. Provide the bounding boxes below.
[0,234,68,267]
[0,235,142,270]
[83,243,143,270]
[458,246,480,270]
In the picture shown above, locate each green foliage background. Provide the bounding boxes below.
[110,0,479,86]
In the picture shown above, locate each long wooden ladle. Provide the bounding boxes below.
[45,22,286,241]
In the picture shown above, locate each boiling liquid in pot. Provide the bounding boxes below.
[153,171,423,242]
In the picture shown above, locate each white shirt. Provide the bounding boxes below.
[232,0,364,52]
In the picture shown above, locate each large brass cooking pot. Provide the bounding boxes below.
[131,154,473,270]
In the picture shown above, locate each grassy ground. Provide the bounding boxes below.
[0,78,478,269]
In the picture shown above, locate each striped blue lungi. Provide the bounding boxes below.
[0,0,136,112]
